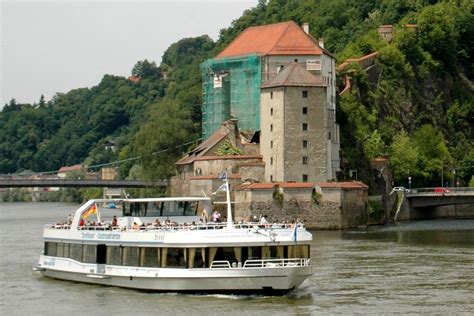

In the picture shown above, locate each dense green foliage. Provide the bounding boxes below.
[215,140,243,156]
[1,0,472,190]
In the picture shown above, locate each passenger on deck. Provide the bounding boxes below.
[260,215,268,225]
[154,219,161,227]
[132,222,140,230]
[212,210,221,223]
[112,216,118,227]
[201,209,208,223]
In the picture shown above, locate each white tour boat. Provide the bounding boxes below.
[34,178,313,293]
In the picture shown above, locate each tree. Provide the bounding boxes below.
[38,94,46,108]
[389,131,419,184]
[458,148,474,183]
[132,99,195,180]
[364,130,385,161]
[215,140,243,156]
[131,59,161,79]
[412,124,452,185]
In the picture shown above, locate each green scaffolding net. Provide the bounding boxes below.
[200,54,261,139]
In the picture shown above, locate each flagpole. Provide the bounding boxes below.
[96,202,101,224]
[225,178,233,230]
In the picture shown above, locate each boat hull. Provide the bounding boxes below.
[36,257,311,293]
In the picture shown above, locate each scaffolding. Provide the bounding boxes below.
[200,54,262,139]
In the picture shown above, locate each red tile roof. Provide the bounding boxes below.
[236,183,275,190]
[194,155,262,162]
[337,51,379,71]
[176,130,228,165]
[190,174,241,180]
[316,181,368,190]
[238,162,265,167]
[127,75,140,83]
[217,21,325,58]
[261,62,325,88]
[280,182,314,189]
[58,164,83,173]
[235,182,314,190]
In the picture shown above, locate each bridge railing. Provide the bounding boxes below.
[407,187,474,194]
[0,178,167,188]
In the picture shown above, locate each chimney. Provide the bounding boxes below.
[318,38,324,48]
[302,22,309,34]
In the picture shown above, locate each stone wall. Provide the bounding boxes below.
[284,86,328,182]
[340,189,368,228]
[242,143,260,155]
[455,204,474,218]
[239,164,265,183]
[194,156,262,175]
[234,185,368,229]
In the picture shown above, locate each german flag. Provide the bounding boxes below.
[82,203,97,219]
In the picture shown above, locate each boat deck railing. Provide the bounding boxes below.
[210,258,310,269]
[46,222,303,231]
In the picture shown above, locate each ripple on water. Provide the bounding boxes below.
[1,204,473,315]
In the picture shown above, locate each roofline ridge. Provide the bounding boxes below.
[305,32,335,59]
[282,62,299,86]
[217,21,295,58]
[270,21,295,52]
[216,26,252,58]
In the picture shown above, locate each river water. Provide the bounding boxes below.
[0,203,472,315]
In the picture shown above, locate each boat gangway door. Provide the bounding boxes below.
[97,244,106,274]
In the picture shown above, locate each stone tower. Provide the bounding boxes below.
[260,63,340,182]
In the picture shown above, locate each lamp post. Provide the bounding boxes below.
[408,176,412,190]
[441,162,444,188]
[453,169,456,190]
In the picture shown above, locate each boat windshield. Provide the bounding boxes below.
[122,201,199,217]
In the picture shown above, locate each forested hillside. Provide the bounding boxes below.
[1,0,473,188]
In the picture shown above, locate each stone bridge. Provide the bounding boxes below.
[396,188,474,220]
[0,178,167,188]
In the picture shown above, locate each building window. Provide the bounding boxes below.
[302,123,308,131]
[302,91,308,98]
[270,92,273,99]
[270,108,273,116]
[270,175,273,182]
[328,132,331,140]
[294,58,298,62]
[303,140,308,148]
[270,141,273,148]
[270,124,273,132]
[302,174,308,182]
[270,157,273,165]
[302,107,307,115]
[303,157,308,165]
[277,65,284,73]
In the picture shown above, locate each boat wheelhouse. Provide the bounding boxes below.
[34,179,313,293]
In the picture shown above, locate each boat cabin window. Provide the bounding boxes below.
[122,201,199,217]
[83,244,97,263]
[44,242,310,268]
[122,246,139,266]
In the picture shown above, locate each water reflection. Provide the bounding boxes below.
[340,219,474,247]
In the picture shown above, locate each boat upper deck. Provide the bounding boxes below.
[46,221,303,232]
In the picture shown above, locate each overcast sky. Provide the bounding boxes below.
[1,0,257,106]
